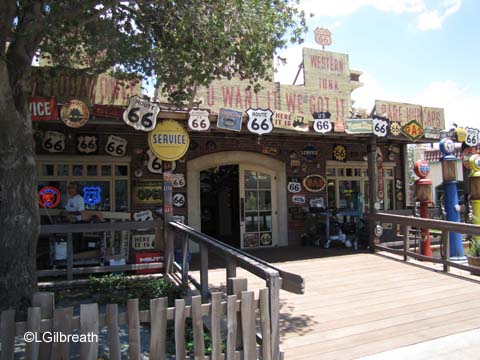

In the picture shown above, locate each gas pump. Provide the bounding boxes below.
[439,138,465,260]
[414,160,433,257]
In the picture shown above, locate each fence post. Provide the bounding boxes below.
[403,225,410,261]
[226,256,237,294]
[228,277,248,350]
[32,292,55,360]
[200,243,209,303]
[66,233,73,281]
[442,230,450,272]
[268,275,281,360]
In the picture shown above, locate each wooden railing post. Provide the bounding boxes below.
[164,225,174,274]
[403,225,410,261]
[228,277,248,350]
[268,275,281,360]
[181,235,189,288]
[226,256,237,294]
[442,230,450,272]
[200,243,209,303]
[66,233,73,281]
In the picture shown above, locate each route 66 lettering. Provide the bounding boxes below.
[123,95,160,131]
[188,109,211,131]
[246,108,273,135]
[313,119,332,133]
[133,210,154,231]
[173,193,186,207]
[77,135,98,154]
[373,118,388,137]
[105,135,128,157]
[172,174,186,188]
[42,131,65,153]
[465,127,479,147]
[146,149,176,174]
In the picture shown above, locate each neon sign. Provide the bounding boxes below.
[38,186,61,208]
[83,186,102,205]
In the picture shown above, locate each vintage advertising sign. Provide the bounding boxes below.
[188,109,211,131]
[333,144,347,162]
[314,27,332,47]
[28,97,58,121]
[38,186,61,208]
[105,135,128,157]
[145,149,176,174]
[246,108,274,135]
[345,119,373,134]
[424,127,441,139]
[42,131,65,153]
[60,99,89,128]
[134,180,163,204]
[375,100,445,129]
[76,135,98,154]
[273,111,309,132]
[301,145,319,161]
[292,195,306,204]
[133,210,154,231]
[402,120,424,141]
[287,181,302,193]
[148,120,190,161]
[163,172,173,216]
[217,108,243,131]
[465,127,479,147]
[303,175,326,192]
[82,186,102,205]
[132,234,156,250]
[93,104,124,119]
[123,95,159,131]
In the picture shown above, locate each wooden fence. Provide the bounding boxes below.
[0,281,280,360]
[369,212,480,274]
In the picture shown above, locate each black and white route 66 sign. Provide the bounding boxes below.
[77,135,98,154]
[188,109,210,131]
[373,118,388,137]
[465,127,479,147]
[122,95,160,131]
[173,193,186,207]
[246,108,273,135]
[42,131,65,153]
[146,149,176,174]
[105,135,128,157]
[172,174,186,188]
[133,210,154,231]
[312,119,332,133]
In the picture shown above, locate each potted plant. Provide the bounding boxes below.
[467,237,480,275]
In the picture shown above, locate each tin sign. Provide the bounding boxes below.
[301,145,319,161]
[465,127,479,147]
[345,119,373,134]
[402,120,424,141]
[29,97,58,121]
[314,27,332,47]
[105,135,128,157]
[287,182,302,193]
[42,131,65,153]
[292,195,306,204]
[373,118,388,137]
[173,193,186,207]
[148,120,190,161]
[312,112,332,133]
[172,174,186,188]
[123,95,160,131]
[246,108,274,135]
[132,234,156,250]
[77,135,98,154]
[217,108,243,132]
[60,99,89,128]
[188,109,211,131]
[303,175,326,192]
[424,127,441,139]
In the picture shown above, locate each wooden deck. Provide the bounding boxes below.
[191,248,480,359]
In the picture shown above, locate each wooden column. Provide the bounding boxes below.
[367,136,378,250]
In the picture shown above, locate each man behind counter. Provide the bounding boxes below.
[64,182,85,222]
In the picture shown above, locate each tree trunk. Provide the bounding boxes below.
[0,59,39,312]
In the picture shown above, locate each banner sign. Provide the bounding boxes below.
[29,97,58,121]
[246,108,274,135]
[273,111,309,132]
[345,119,373,134]
[123,95,159,131]
[217,108,243,132]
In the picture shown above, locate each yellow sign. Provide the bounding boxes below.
[148,120,190,161]
[60,99,89,128]
[402,120,424,141]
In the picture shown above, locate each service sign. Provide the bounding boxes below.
[123,95,160,131]
[345,119,373,134]
[172,174,186,188]
[301,145,319,161]
[77,135,98,154]
[402,120,424,141]
[134,180,163,204]
[303,175,326,192]
[132,234,156,250]
[105,135,128,157]
[60,99,89,128]
[372,117,388,137]
[465,127,479,147]
[29,97,58,121]
[273,111,309,132]
[246,108,274,135]
[42,131,65,153]
[217,108,243,132]
[148,120,190,161]
[188,109,211,131]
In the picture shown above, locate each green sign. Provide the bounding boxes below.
[344,119,373,134]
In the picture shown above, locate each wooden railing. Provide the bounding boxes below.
[164,221,304,360]
[369,212,480,274]
[0,288,278,360]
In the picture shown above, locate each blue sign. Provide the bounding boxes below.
[217,108,243,132]
[83,186,102,205]
[301,144,319,161]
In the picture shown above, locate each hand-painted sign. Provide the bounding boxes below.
[132,234,156,250]
[188,109,211,131]
[373,117,388,137]
[465,127,479,147]
[29,97,58,121]
[82,186,102,205]
[273,111,309,132]
[173,193,186,207]
[42,131,65,153]
[172,174,186,188]
[123,95,160,131]
[38,186,61,208]
[345,119,373,134]
[60,100,89,128]
[287,182,302,193]
[246,108,274,135]
[77,135,98,154]
[303,175,326,192]
[148,120,189,161]
[333,144,347,162]
[134,180,163,204]
[375,100,444,129]
[145,149,176,174]
[217,108,243,132]
[402,120,424,141]
[105,135,128,157]
[301,145,319,161]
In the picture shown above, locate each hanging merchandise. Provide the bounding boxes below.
[105,135,128,157]
[42,131,65,153]
[60,99,89,128]
[372,115,389,137]
[217,108,243,132]
[188,109,211,131]
[145,149,176,174]
[38,186,61,208]
[77,135,98,154]
[123,95,160,131]
[246,108,273,135]
[83,186,102,206]
[312,111,332,133]
[465,127,479,147]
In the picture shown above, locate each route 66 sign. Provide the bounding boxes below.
[105,135,128,157]
[146,149,176,174]
[287,182,302,193]
[465,127,479,147]
[312,115,332,133]
[123,95,160,131]
[77,135,98,154]
[246,108,273,135]
[42,131,65,153]
[373,118,388,137]
[188,109,210,131]
[173,193,186,207]
[172,174,186,188]
[133,210,154,231]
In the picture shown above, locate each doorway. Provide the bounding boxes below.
[200,165,240,247]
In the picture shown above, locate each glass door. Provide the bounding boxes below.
[239,166,277,249]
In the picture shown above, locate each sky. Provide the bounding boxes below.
[274,0,478,129]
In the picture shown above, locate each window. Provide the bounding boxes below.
[37,157,130,212]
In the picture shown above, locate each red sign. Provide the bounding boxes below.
[93,104,124,119]
[135,251,164,274]
[38,186,61,208]
[414,160,430,178]
[28,97,58,121]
